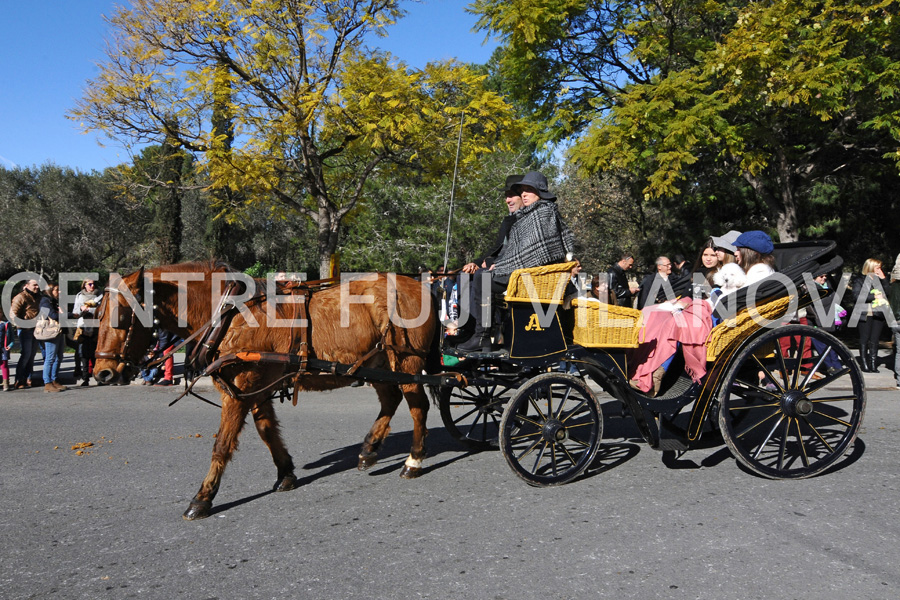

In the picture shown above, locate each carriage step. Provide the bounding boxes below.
[655,417,688,452]
[656,438,688,452]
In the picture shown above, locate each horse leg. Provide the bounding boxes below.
[251,399,298,492]
[358,384,404,471]
[398,383,429,479]
[183,395,250,521]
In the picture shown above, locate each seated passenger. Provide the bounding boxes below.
[629,231,776,395]
[458,171,577,353]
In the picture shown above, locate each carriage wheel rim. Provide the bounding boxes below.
[499,373,603,486]
[718,325,865,479]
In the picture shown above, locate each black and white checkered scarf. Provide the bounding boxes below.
[492,200,576,278]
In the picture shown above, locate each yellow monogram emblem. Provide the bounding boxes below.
[524,313,544,331]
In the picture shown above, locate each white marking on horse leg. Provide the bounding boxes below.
[404,455,422,469]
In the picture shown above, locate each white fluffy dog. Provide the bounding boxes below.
[713,262,747,295]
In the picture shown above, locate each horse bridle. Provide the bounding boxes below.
[95,268,155,371]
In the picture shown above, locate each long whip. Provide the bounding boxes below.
[441,111,465,271]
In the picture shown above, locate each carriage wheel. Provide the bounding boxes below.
[718,324,865,479]
[437,377,522,450]
[499,373,603,486]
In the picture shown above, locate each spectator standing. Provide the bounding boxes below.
[72,278,102,386]
[38,283,68,393]
[849,258,888,373]
[0,307,12,391]
[608,253,638,307]
[154,329,179,386]
[888,253,900,389]
[10,279,41,389]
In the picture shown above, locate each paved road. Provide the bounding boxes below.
[1,355,899,600]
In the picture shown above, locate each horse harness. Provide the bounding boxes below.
[171,278,446,406]
[98,274,462,407]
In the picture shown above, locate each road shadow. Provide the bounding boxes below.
[207,489,275,517]
[733,437,867,479]
[296,426,482,484]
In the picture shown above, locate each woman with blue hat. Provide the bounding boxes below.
[733,230,776,284]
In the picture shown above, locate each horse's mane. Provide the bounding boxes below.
[148,259,237,276]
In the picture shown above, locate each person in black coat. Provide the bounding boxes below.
[608,252,637,307]
[849,258,888,372]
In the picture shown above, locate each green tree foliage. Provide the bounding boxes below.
[475,0,900,255]
[71,0,521,274]
[339,150,535,272]
[0,165,153,277]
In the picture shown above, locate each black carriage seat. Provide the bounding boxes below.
[705,240,843,361]
[711,240,840,323]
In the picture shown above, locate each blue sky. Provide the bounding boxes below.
[0,0,498,173]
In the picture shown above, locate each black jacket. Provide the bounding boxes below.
[477,213,517,268]
[608,263,634,305]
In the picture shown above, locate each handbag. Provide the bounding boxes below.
[34,315,62,341]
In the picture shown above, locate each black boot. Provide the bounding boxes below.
[859,352,871,372]
[457,331,491,353]
[868,345,880,373]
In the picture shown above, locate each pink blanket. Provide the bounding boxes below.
[629,300,713,393]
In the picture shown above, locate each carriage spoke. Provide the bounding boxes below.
[555,387,574,419]
[512,413,544,430]
[753,355,785,394]
[729,401,780,411]
[560,398,589,423]
[803,367,850,393]
[565,435,591,448]
[802,416,836,454]
[450,405,480,425]
[795,418,810,468]
[774,342,791,388]
[812,411,853,428]
[532,441,548,473]
[558,442,578,466]
[528,395,547,421]
[789,335,808,388]
[510,429,543,442]
[810,395,859,404]
[516,437,543,462]
[799,350,830,389]
[752,415,786,460]
[550,444,558,477]
[736,408,782,439]
[731,379,781,400]
[776,419,789,470]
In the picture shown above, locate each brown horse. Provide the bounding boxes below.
[93,261,438,520]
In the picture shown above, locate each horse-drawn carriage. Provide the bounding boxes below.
[433,239,864,485]
[92,240,863,519]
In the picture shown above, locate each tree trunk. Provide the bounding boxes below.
[741,149,800,244]
[315,205,340,278]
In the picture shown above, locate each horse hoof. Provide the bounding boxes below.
[399,465,422,479]
[275,473,298,492]
[358,453,377,471]
[183,500,212,521]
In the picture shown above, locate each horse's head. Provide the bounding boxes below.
[94,267,158,384]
